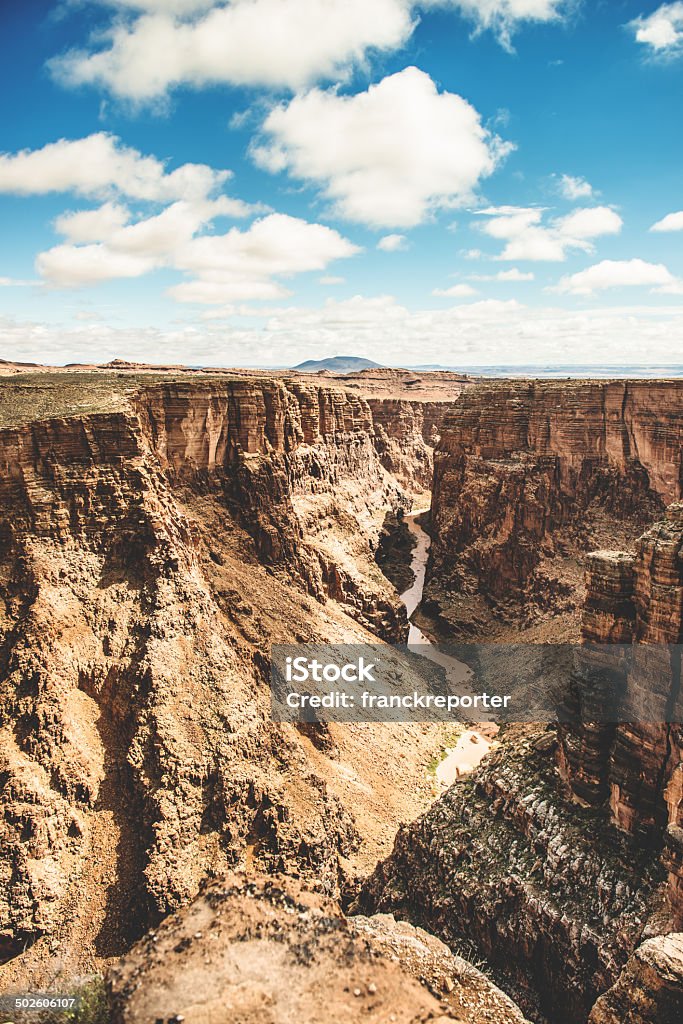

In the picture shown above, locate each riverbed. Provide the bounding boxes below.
[398,510,498,788]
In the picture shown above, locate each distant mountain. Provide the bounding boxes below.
[293,355,382,373]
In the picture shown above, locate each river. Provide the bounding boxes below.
[398,510,498,788]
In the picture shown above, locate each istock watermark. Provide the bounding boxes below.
[270,643,683,724]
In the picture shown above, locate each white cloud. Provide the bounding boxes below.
[1,135,327,298]
[53,2,575,102]
[54,201,131,242]
[170,213,360,303]
[475,204,622,261]
[470,267,535,281]
[651,210,683,232]
[319,275,345,285]
[38,197,254,287]
[433,283,479,297]
[558,173,594,200]
[36,245,158,287]
[556,258,678,295]
[37,195,358,298]
[377,234,408,252]
[53,0,415,100]
[557,206,622,239]
[630,3,683,57]
[0,133,231,203]
[0,277,36,287]
[433,1,570,50]
[94,1,215,12]
[6,298,683,370]
[169,278,290,304]
[253,68,511,228]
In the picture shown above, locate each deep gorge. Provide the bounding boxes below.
[1,370,682,1022]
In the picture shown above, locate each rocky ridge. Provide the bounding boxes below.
[0,373,462,988]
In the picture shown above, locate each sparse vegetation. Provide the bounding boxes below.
[426,724,464,775]
[0,371,245,429]
[7,977,110,1024]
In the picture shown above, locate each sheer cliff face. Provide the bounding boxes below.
[358,504,683,1023]
[425,381,683,639]
[558,503,683,926]
[0,376,457,985]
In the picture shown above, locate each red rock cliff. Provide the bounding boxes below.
[426,380,683,639]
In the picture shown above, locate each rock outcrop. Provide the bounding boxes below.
[107,872,530,1024]
[587,932,683,1024]
[425,381,683,639]
[356,724,665,1023]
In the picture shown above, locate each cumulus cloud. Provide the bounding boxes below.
[93,1,215,11]
[469,268,535,281]
[0,135,349,301]
[651,210,683,232]
[558,206,622,239]
[0,133,233,203]
[53,0,415,100]
[253,68,511,228]
[558,173,594,200]
[433,283,479,297]
[36,245,158,288]
[475,204,622,261]
[54,201,131,242]
[53,1,575,102]
[37,207,358,299]
[39,197,239,286]
[377,234,408,252]
[630,2,683,57]
[169,213,360,303]
[555,258,678,295]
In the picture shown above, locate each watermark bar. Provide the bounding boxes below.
[0,994,82,1014]
[270,643,683,724]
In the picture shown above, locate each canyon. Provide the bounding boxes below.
[421,380,683,642]
[0,367,682,1023]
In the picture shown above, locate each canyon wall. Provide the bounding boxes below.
[358,502,683,1022]
[0,375,458,985]
[557,502,683,924]
[425,381,683,639]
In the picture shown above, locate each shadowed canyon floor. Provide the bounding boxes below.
[1,367,682,1022]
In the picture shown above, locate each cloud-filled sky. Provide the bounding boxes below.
[1,0,683,367]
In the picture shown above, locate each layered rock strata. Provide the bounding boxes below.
[356,725,665,1023]
[0,375,460,986]
[425,381,683,639]
[587,932,683,1024]
[558,503,683,924]
[358,503,683,1021]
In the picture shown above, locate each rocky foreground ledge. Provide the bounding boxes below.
[107,873,530,1024]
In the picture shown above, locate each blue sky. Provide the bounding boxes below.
[1,0,682,367]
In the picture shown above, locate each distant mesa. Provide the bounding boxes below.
[293,355,383,374]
